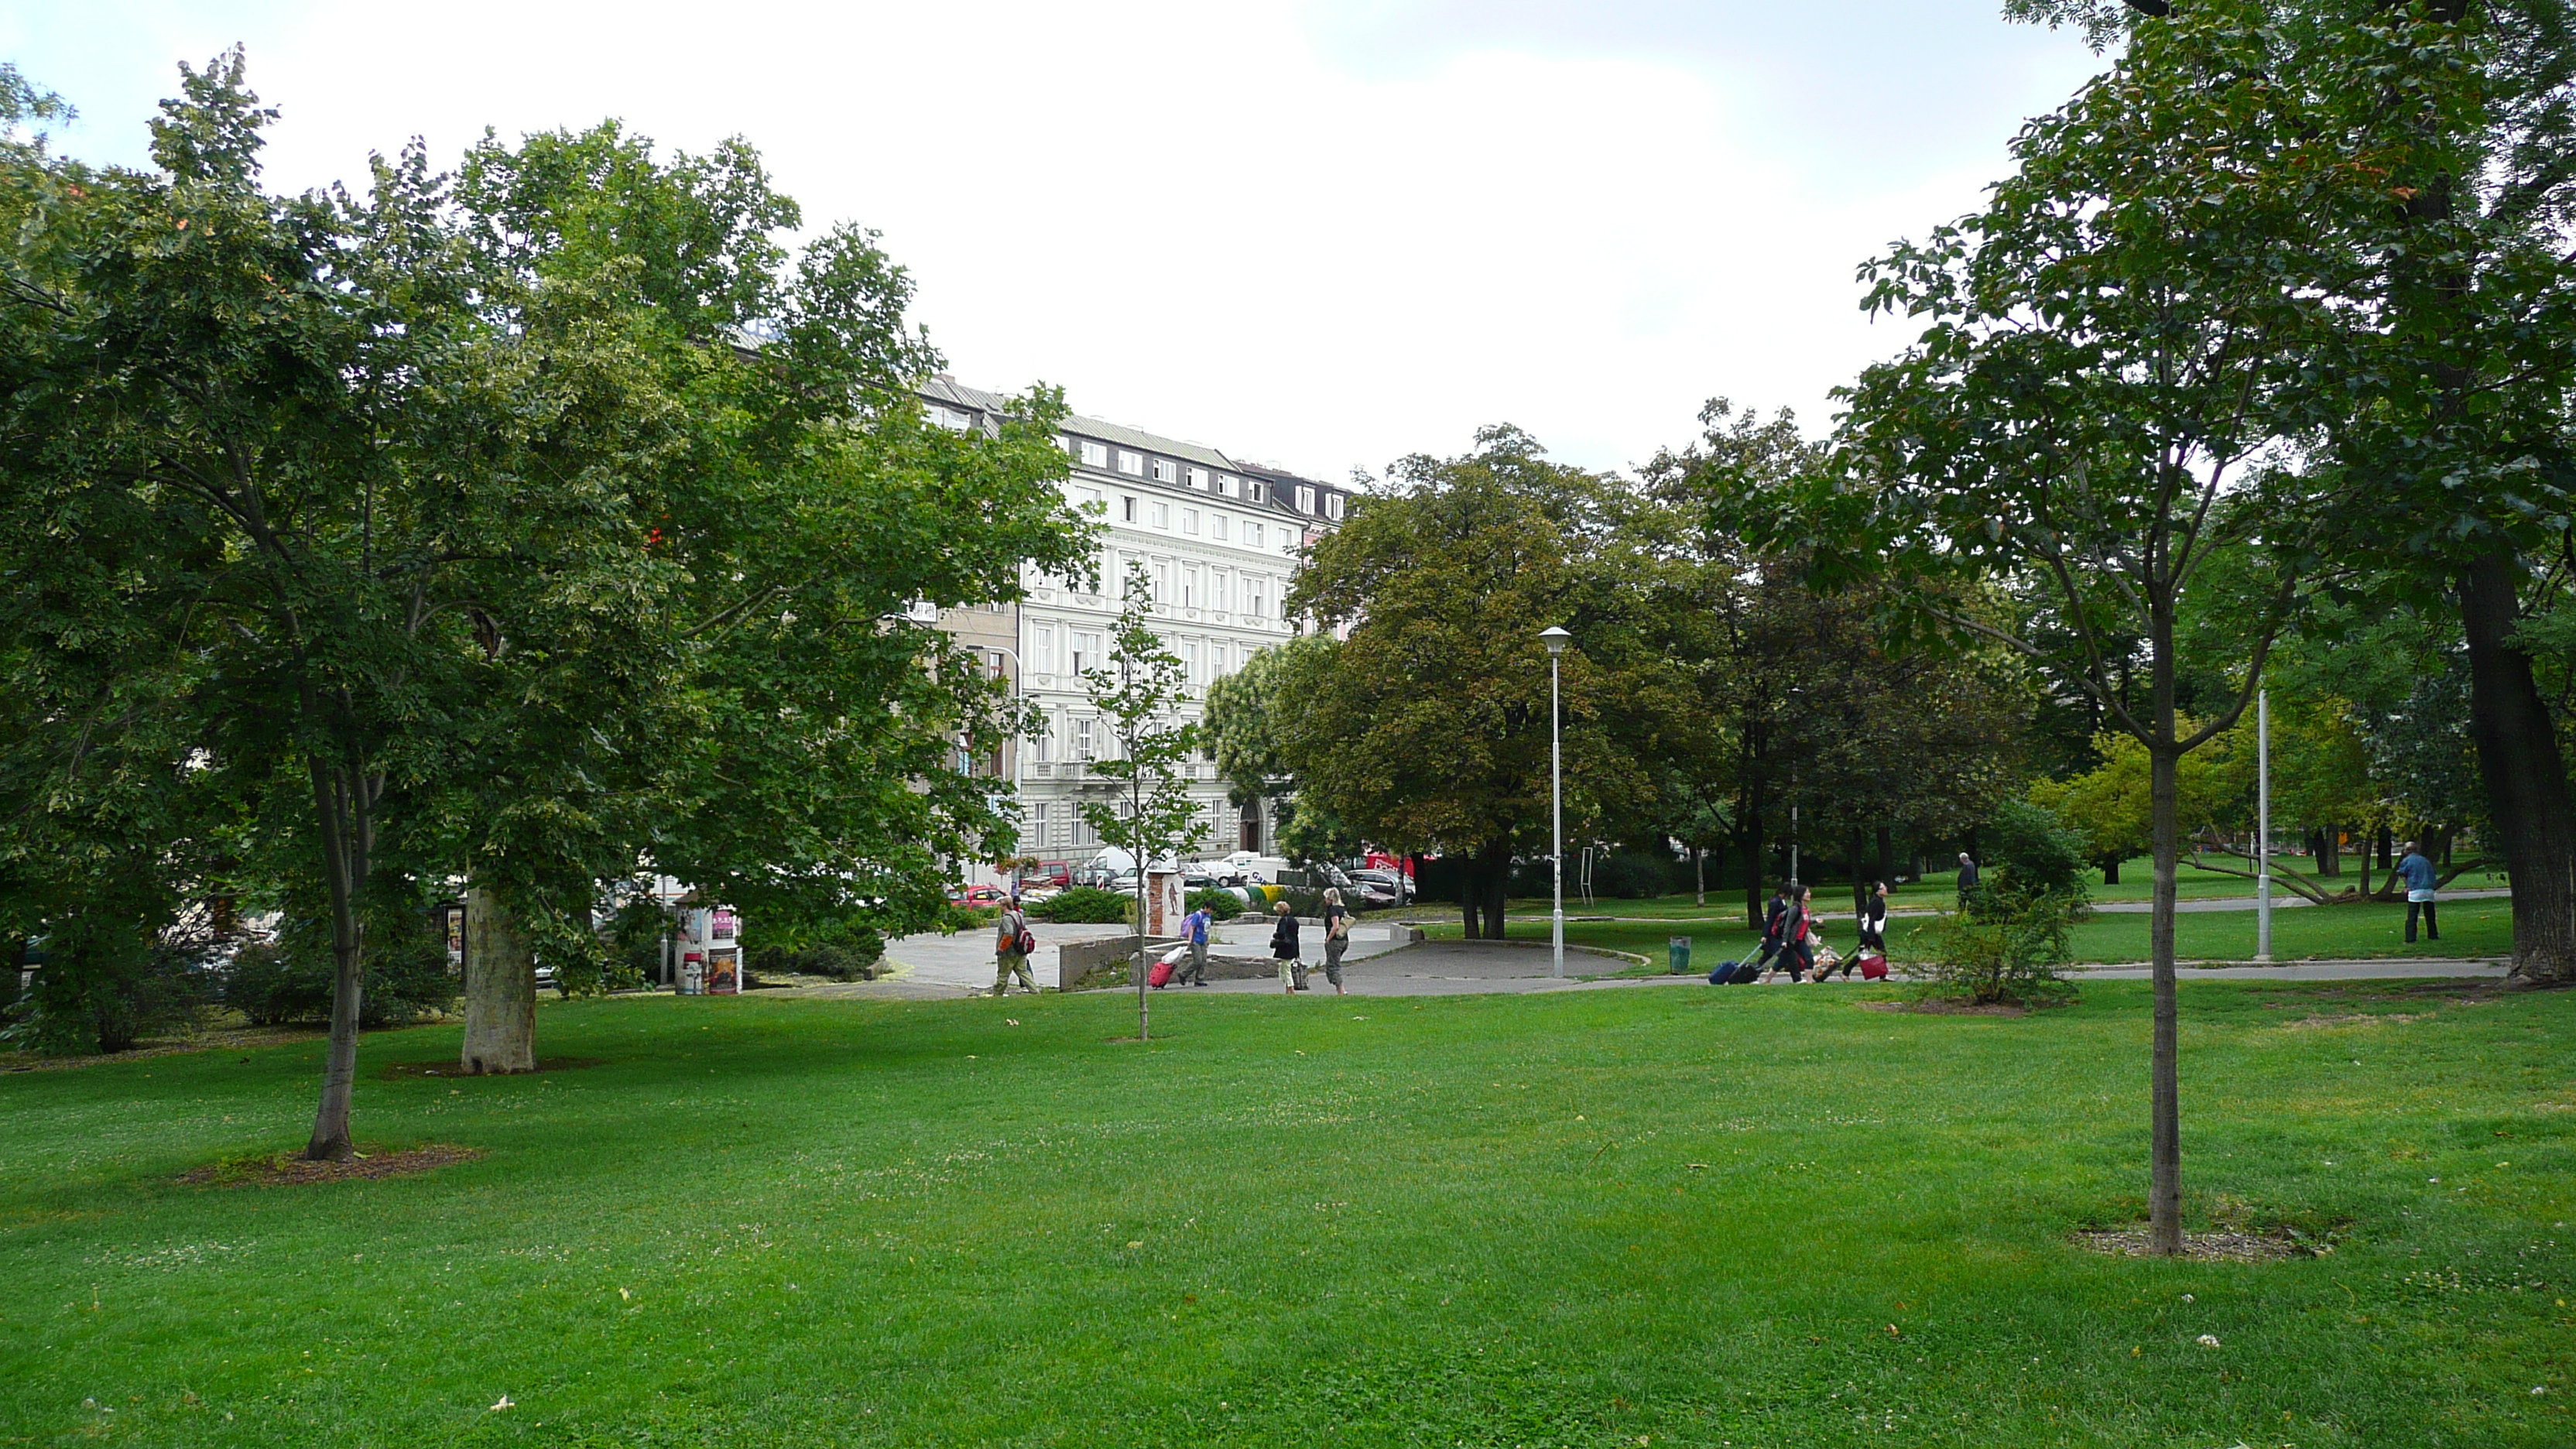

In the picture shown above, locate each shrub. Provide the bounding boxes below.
[3,920,215,1055]
[748,927,886,982]
[1185,888,1241,921]
[1907,882,2080,1007]
[1033,886,1130,924]
[1588,851,1673,900]
[220,911,456,1028]
[1981,798,2095,907]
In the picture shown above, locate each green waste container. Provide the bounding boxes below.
[1668,936,1692,974]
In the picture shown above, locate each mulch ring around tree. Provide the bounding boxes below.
[2075,1228,2298,1263]
[1855,999,2036,1018]
[377,1057,605,1080]
[176,1143,484,1188]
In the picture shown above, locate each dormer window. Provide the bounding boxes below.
[1117,450,1144,476]
[1247,480,1267,504]
[1324,492,1345,520]
[1150,458,1177,483]
[1187,467,1210,490]
[1078,440,1108,468]
[1295,485,1315,514]
[1218,474,1240,498]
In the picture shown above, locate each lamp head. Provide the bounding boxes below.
[1539,625,1571,656]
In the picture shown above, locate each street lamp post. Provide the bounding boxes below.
[2256,688,2272,963]
[1540,626,1571,979]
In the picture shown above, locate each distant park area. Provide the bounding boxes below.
[2,981,2567,1447]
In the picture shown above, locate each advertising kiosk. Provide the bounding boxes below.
[673,904,743,995]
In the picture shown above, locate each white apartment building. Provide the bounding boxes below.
[919,376,1348,872]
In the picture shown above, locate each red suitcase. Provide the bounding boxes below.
[1148,959,1177,989]
[1858,951,1889,981]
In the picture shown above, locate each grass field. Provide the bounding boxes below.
[2,981,2571,1447]
[1427,897,2513,970]
[1518,856,2511,919]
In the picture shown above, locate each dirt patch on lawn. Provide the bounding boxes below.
[2076,1228,2297,1263]
[1855,999,2033,1017]
[378,1057,604,1080]
[177,1143,484,1188]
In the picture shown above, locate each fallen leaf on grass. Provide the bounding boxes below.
[491,1395,513,1411]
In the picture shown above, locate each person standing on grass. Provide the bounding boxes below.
[1269,899,1303,994]
[1320,888,1352,996]
[1955,851,1980,908]
[1178,902,1214,987]
[994,895,1038,996]
[2396,841,2441,944]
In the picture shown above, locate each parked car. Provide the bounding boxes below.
[1351,867,1413,906]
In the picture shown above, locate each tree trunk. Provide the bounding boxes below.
[1479,840,1512,940]
[1848,826,1869,922]
[1738,802,1764,930]
[1874,825,1895,892]
[2460,548,2576,981]
[2378,825,2393,869]
[1693,846,1705,906]
[303,759,371,1161]
[1458,853,1485,938]
[460,886,536,1075]
[2148,742,2183,1256]
[2102,854,2122,886]
[2317,827,2340,878]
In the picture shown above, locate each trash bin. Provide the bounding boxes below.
[1668,936,1692,974]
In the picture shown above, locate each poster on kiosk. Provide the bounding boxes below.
[676,905,742,995]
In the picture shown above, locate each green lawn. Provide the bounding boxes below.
[1500,856,2509,920]
[2,985,2571,1446]
[1434,896,2511,969]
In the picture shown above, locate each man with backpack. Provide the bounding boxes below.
[994,894,1038,996]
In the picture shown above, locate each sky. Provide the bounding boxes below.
[2,1,2110,483]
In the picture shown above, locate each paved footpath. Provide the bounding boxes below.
[773,927,2513,1002]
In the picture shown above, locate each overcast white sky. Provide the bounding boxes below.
[4,2,2108,481]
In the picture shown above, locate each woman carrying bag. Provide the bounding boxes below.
[1269,900,1303,995]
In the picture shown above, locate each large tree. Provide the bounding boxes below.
[1279,428,1701,937]
[0,55,1087,1149]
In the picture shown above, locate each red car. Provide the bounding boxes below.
[949,886,1009,906]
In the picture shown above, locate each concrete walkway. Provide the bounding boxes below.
[2090,886,2512,914]
[769,923,2516,1003]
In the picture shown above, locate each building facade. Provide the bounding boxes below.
[920,376,1348,875]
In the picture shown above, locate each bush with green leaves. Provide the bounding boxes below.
[1978,798,2095,909]
[1032,886,1131,924]
[1907,882,2080,1008]
[2,918,217,1056]
[221,912,455,1028]
[1185,888,1241,921]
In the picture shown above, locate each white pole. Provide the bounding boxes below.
[2256,688,2271,963]
[1550,651,1564,979]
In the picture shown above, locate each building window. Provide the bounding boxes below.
[1218,474,1240,498]
[1245,581,1265,618]
[1182,640,1199,683]
[1181,563,1199,605]
[1152,501,1170,529]
[1079,440,1109,468]
[1296,485,1316,514]
[1324,492,1345,520]
[1153,558,1172,601]
[1079,487,1104,515]
[1150,458,1177,483]
[1122,495,1137,522]
[1117,449,1144,476]
[1035,623,1056,674]
[1210,514,1228,541]
[1247,522,1265,549]
[1187,467,1209,490]
[1072,631,1102,673]
[1246,479,1267,503]
[1033,725,1053,764]
[1182,508,1199,536]
[1074,716,1096,761]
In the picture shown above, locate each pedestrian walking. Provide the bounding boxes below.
[993,895,1037,996]
[1955,851,1980,907]
[1269,900,1303,994]
[1179,902,1214,986]
[1858,881,1889,954]
[1762,885,1816,983]
[2396,841,2441,943]
[1320,888,1352,995]
[1749,883,1792,975]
